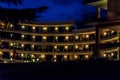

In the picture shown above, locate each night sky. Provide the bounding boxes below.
[0,0,97,21]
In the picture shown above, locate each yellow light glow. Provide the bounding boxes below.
[54,55,57,58]
[10,52,13,56]
[22,25,25,29]
[32,26,36,30]
[10,24,13,27]
[103,32,107,36]
[32,44,34,48]
[32,59,35,62]
[43,27,47,30]
[31,54,34,58]
[55,36,58,40]
[21,54,24,57]
[74,55,78,59]
[32,35,35,39]
[65,27,69,30]
[42,36,47,40]
[41,55,45,58]
[85,55,89,59]
[85,45,89,49]
[21,44,24,47]
[21,34,25,38]
[103,54,106,57]
[86,35,89,38]
[54,45,57,49]
[64,55,67,59]
[65,36,69,40]
[64,46,68,49]
[0,52,2,55]
[75,45,79,49]
[10,43,13,46]
[111,53,114,56]
[111,31,114,34]
[55,27,58,31]
[75,35,79,39]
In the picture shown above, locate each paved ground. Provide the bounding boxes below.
[0,60,120,80]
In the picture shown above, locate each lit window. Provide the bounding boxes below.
[64,55,67,59]
[65,36,69,40]
[32,26,36,30]
[64,46,68,49]
[22,25,25,29]
[85,45,89,49]
[10,43,13,46]
[32,35,35,39]
[21,34,25,38]
[43,27,47,30]
[65,27,69,30]
[103,32,107,36]
[55,27,58,31]
[42,36,47,40]
[85,55,89,59]
[111,53,114,56]
[41,55,45,58]
[21,44,24,47]
[75,35,79,39]
[86,35,89,38]
[54,45,57,49]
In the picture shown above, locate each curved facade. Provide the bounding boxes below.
[0,20,119,63]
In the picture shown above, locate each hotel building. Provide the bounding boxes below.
[0,0,120,63]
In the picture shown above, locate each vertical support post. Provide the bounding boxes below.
[97,7,101,18]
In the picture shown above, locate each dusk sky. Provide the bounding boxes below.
[0,0,97,21]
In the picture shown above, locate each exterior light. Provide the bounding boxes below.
[103,32,107,36]
[74,55,78,59]
[24,61,27,63]
[42,36,47,40]
[85,55,89,59]
[32,59,35,62]
[111,53,114,56]
[64,46,68,49]
[10,58,13,61]
[10,43,13,46]
[75,45,79,49]
[55,27,58,31]
[4,61,7,63]
[65,27,69,30]
[111,31,114,34]
[64,55,67,59]
[10,52,13,56]
[54,59,57,62]
[103,54,106,57]
[54,55,57,58]
[86,34,89,38]
[10,24,13,28]
[65,36,69,40]
[31,54,34,58]
[43,27,47,30]
[54,45,57,49]
[26,60,29,63]
[21,54,24,57]
[41,55,45,58]
[32,26,36,30]
[0,51,2,55]
[21,34,25,38]
[32,35,35,39]
[21,44,24,47]
[85,45,89,49]
[75,35,79,39]
[55,36,58,40]
[22,25,25,29]
[37,58,39,61]
[32,44,34,48]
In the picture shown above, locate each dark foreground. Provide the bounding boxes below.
[0,60,120,80]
